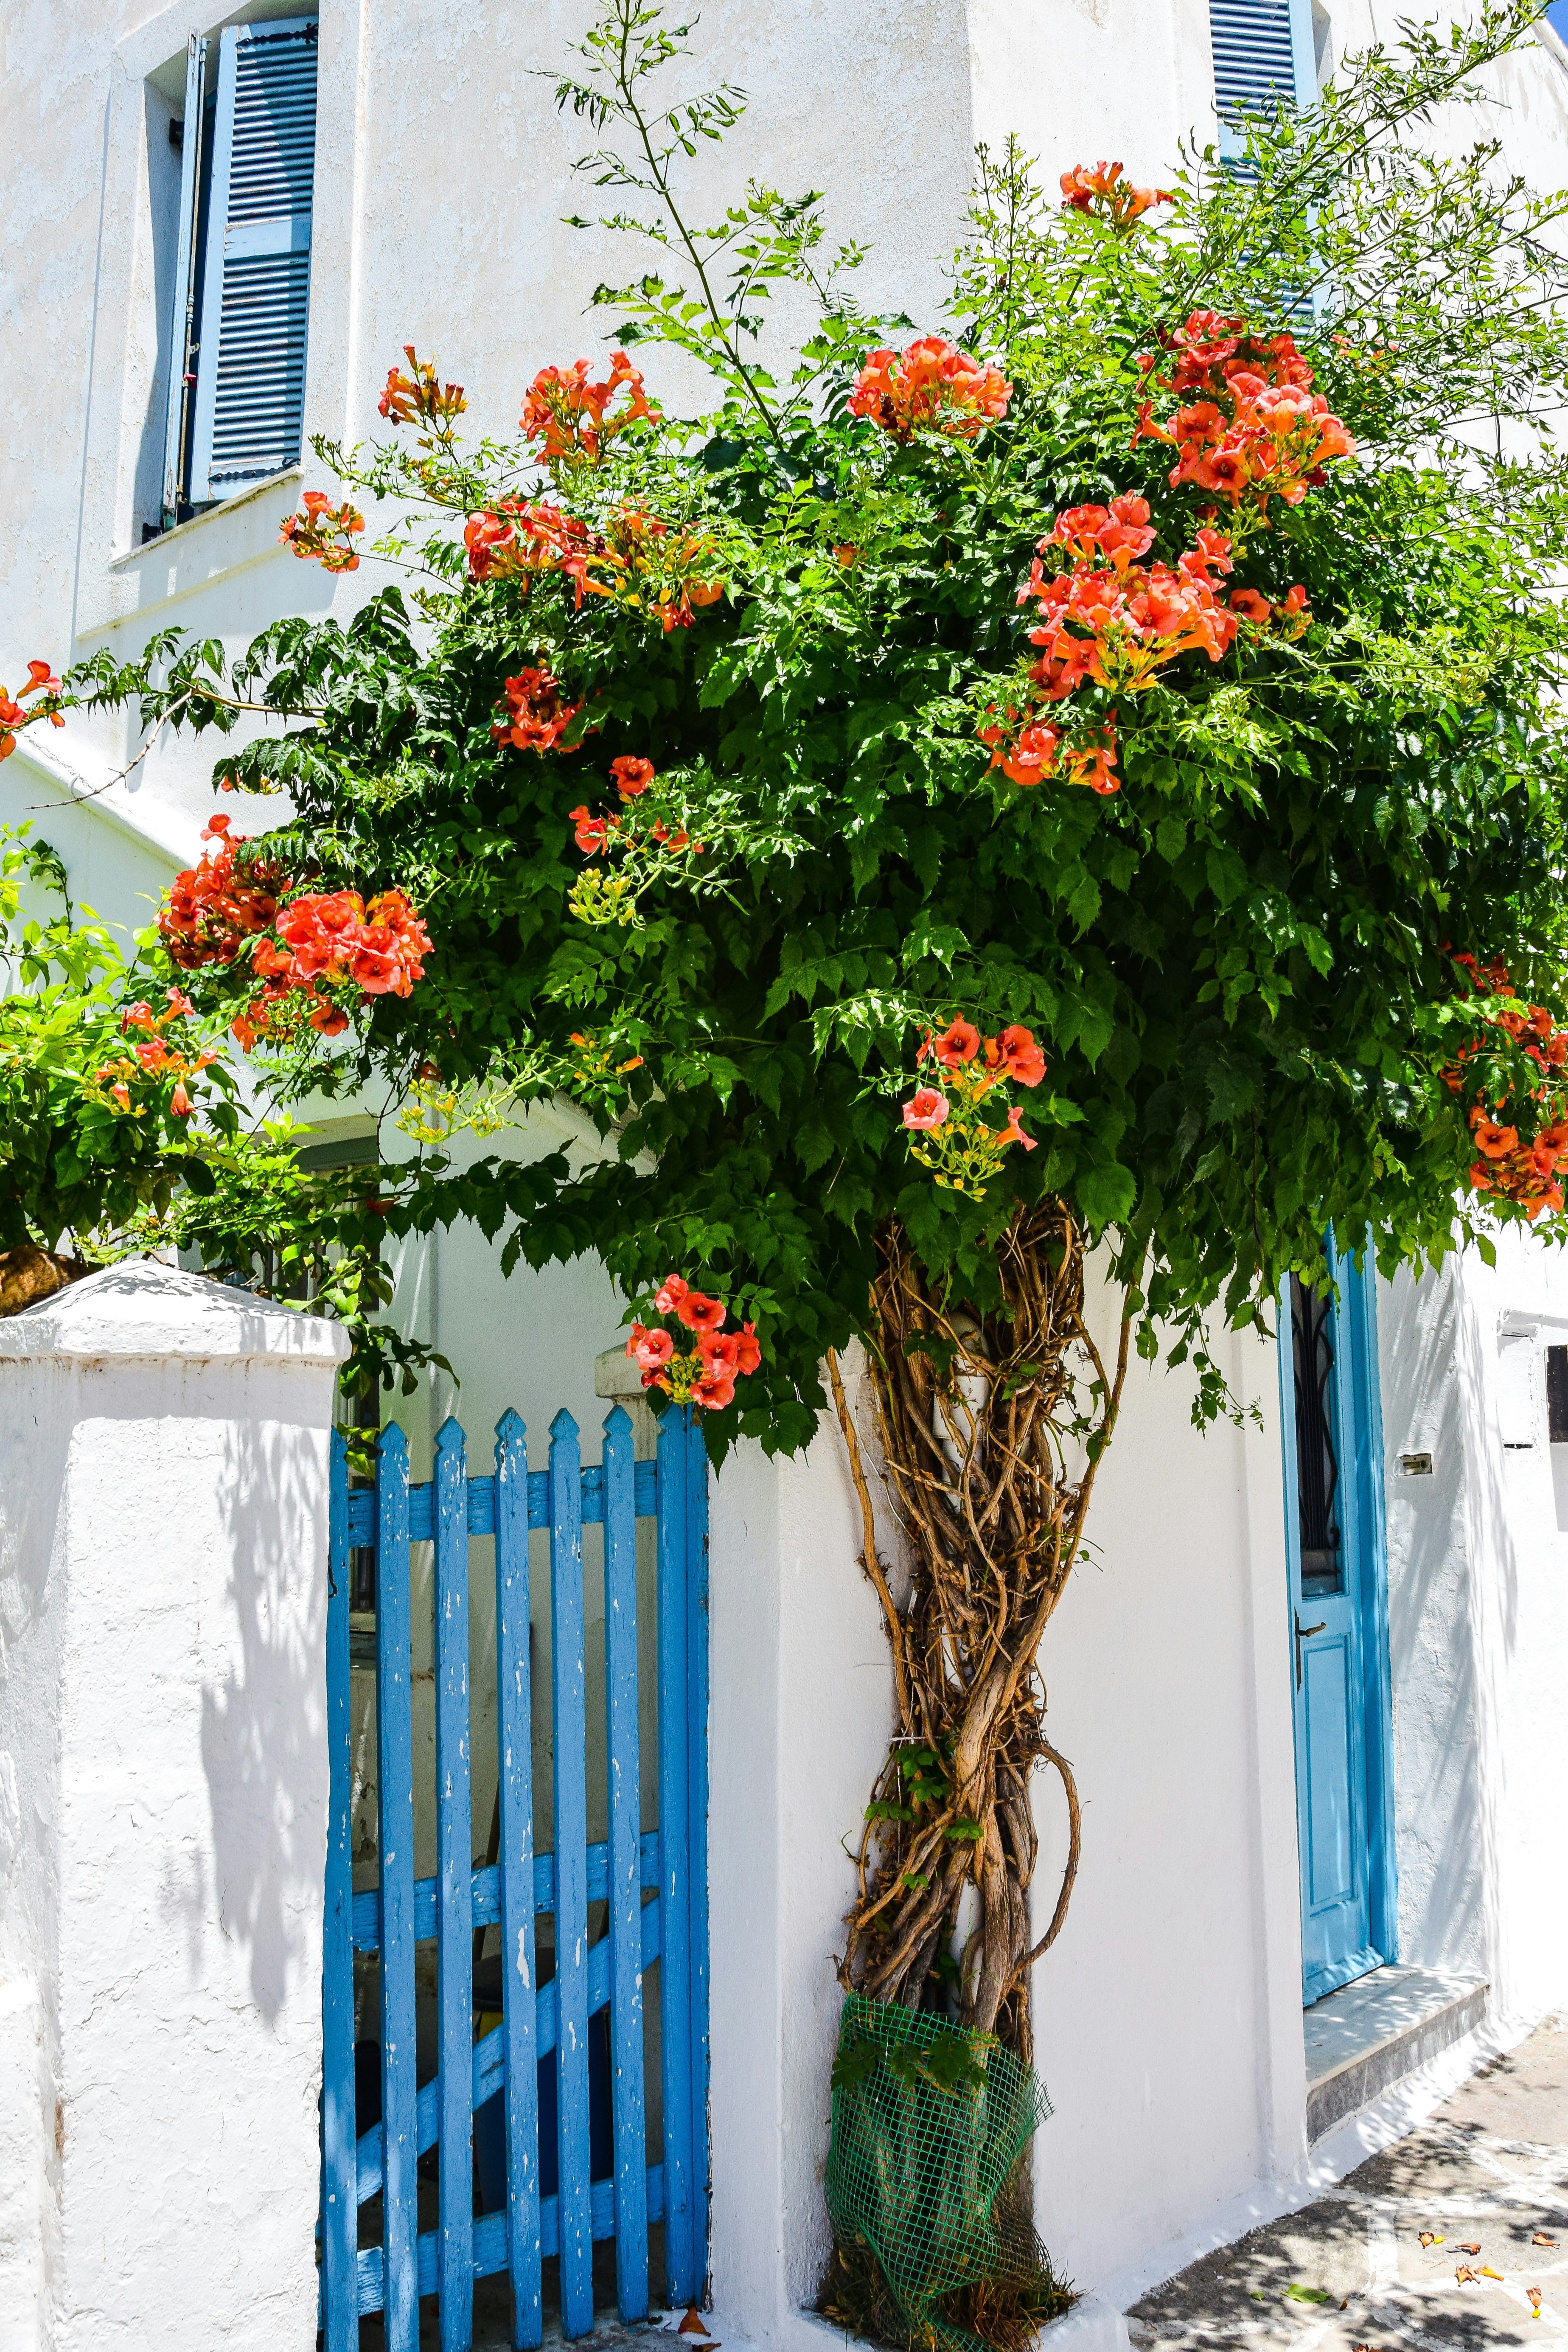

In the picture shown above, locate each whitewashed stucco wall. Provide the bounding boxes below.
[1379,1229,1568,2029]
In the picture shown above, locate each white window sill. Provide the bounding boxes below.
[111,465,302,568]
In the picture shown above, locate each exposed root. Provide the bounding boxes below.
[0,1245,88,1318]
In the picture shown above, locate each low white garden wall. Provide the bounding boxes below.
[0,1261,346,2352]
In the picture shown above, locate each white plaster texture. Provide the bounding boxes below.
[0,1261,348,2352]
[1379,1227,1568,2030]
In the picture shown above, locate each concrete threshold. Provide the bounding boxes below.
[1304,1963,1487,2141]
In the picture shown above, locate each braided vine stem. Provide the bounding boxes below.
[829,1200,1136,2064]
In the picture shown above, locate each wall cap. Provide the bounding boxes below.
[0,1256,353,1367]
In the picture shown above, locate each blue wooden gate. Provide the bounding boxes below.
[318,1402,709,2349]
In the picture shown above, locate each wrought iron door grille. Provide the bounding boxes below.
[1290,1274,1343,1595]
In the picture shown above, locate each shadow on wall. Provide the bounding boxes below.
[0,1374,70,2010]
[190,1391,328,2026]
[1380,1261,1492,1984]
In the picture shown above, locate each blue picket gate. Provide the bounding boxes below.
[319,1402,710,2349]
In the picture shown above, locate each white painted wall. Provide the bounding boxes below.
[0,1260,348,2352]
[1379,1229,1568,2029]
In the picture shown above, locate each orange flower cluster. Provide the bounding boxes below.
[1469,1104,1568,1219]
[236,887,429,1049]
[520,352,658,467]
[567,754,670,847]
[848,335,1012,443]
[160,817,288,970]
[978,705,1119,795]
[1060,160,1173,227]
[466,501,724,632]
[0,660,63,761]
[900,1018,1046,1196]
[1446,953,1568,1219]
[1134,312,1354,522]
[378,346,468,428]
[626,1273,761,1412]
[464,499,598,602]
[491,664,588,753]
[279,490,365,573]
[157,816,429,1053]
[596,507,725,633]
[90,986,217,1119]
[565,758,705,925]
[982,496,1310,795]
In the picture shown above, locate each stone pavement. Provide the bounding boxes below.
[1128,2020,1568,2350]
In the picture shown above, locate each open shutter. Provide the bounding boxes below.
[160,31,208,525]
[1208,0,1318,157]
[188,16,320,505]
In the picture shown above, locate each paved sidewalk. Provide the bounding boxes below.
[1128,2021,1568,2349]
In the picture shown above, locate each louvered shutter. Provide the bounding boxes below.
[189,17,320,505]
[1208,0,1318,157]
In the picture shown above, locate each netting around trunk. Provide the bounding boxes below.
[823,1993,1072,2352]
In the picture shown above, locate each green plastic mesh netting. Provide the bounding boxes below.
[822,1993,1074,2352]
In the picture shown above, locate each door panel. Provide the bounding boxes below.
[1303,1637,1352,1906]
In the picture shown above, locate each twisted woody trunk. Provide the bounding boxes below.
[829,1201,1136,2065]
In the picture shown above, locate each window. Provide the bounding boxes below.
[1547,1344,1568,1443]
[1290,1274,1344,1597]
[160,17,320,529]
[1206,0,1318,160]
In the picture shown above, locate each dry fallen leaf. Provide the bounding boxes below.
[678,2315,712,2341]
[1419,2233,1444,2248]
[1534,2234,1558,2248]
[1456,2265,1480,2285]
[1460,2243,1481,2255]
[1529,2287,1543,2317]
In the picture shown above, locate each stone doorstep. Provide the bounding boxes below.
[1304,1963,1489,2142]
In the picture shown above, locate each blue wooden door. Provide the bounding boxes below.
[319,1402,710,2349]
[1278,1248,1395,2005]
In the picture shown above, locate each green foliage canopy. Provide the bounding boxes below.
[50,0,1568,1445]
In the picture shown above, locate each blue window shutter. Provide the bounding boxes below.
[188,17,320,505]
[160,31,208,525]
[1209,0,1318,158]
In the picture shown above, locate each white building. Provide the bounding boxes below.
[5,2,1568,2347]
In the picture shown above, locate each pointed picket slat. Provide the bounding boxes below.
[434,1419,474,2349]
[550,1411,594,2337]
[376,1426,419,2352]
[603,1406,649,2318]
[656,1406,695,2300]
[495,1409,543,2347]
[321,1432,357,2351]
